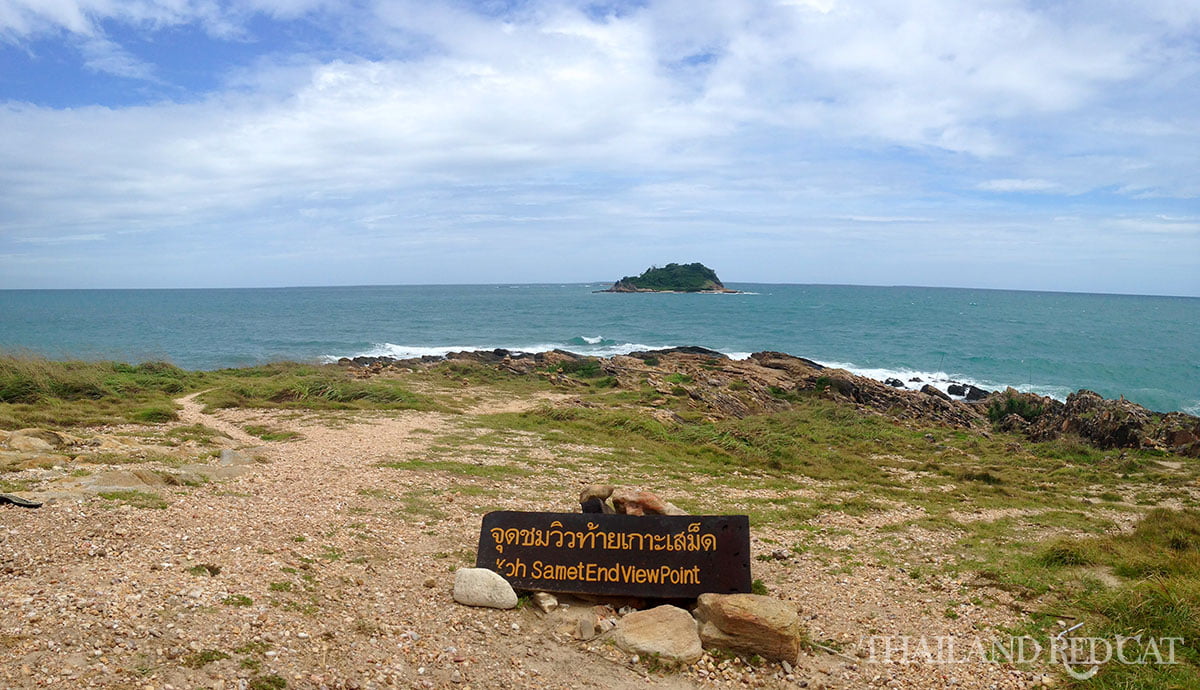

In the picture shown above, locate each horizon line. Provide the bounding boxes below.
[0,281,1197,300]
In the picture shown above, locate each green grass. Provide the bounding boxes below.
[186,563,222,577]
[248,675,287,690]
[377,458,532,479]
[0,355,449,429]
[96,490,168,509]
[198,363,441,412]
[165,423,228,445]
[987,391,1045,423]
[553,358,605,378]
[243,424,303,442]
[1027,509,1200,686]
[0,355,195,428]
[0,478,33,492]
[182,649,229,669]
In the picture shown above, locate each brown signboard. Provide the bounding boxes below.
[474,511,751,598]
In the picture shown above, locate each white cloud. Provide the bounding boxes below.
[841,216,933,223]
[976,179,1062,193]
[1108,216,1200,235]
[15,232,106,243]
[78,35,156,79]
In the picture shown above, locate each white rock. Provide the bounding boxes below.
[452,568,518,609]
[612,605,703,664]
[531,592,558,613]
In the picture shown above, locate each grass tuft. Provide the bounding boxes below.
[97,490,168,509]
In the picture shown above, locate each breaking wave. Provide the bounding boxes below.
[816,360,1075,402]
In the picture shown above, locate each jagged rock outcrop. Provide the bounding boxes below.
[983,388,1200,456]
[1023,390,1200,455]
[337,347,1199,454]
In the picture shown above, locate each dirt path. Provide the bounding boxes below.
[174,390,260,445]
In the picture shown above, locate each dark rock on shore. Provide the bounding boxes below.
[921,384,951,401]
[947,382,992,402]
[963,384,990,402]
[629,346,728,360]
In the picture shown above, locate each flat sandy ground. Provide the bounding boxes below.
[1,389,1052,689]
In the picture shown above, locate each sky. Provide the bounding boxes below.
[0,0,1197,295]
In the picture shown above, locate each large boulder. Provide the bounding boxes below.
[1058,390,1150,448]
[5,429,76,452]
[963,384,991,402]
[612,605,703,664]
[610,487,687,516]
[452,568,518,609]
[579,484,616,514]
[693,593,805,663]
[219,449,256,466]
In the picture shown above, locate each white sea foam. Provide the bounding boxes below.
[323,338,670,362]
[816,359,1073,402]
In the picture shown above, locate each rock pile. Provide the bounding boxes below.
[452,485,809,668]
[578,484,687,515]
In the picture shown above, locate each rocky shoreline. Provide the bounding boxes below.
[338,347,1200,457]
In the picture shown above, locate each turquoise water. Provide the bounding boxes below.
[0,284,1197,413]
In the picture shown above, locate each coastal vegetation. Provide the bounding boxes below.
[0,354,438,429]
[1,350,1197,686]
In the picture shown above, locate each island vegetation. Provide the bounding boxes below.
[601,262,737,293]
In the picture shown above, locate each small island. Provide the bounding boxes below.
[597,262,740,293]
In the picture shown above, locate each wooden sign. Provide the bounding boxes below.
[474,511,751,598]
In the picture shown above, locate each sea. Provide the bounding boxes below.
[0,284,1197,414]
